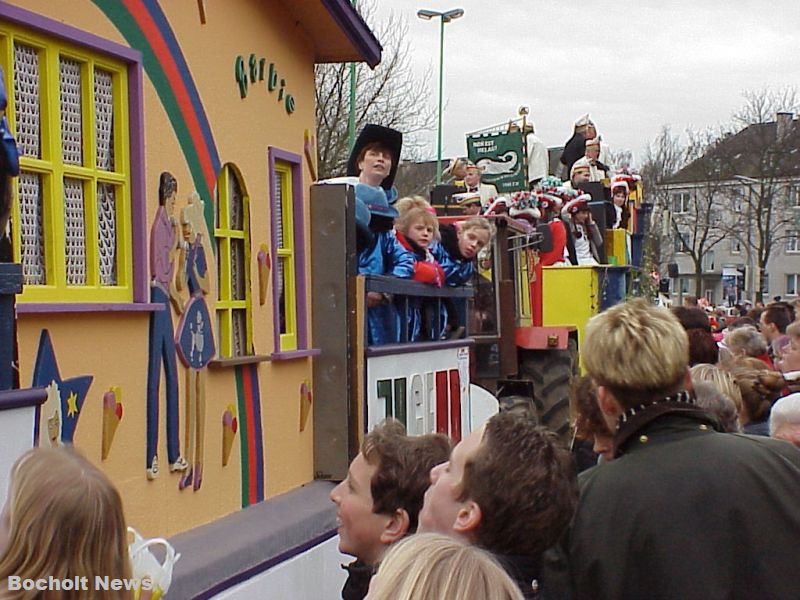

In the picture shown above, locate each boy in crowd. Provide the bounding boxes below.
[761,303,793,361]
[569,299,800,600]
[418,411,577,599]
[330,420,450,600]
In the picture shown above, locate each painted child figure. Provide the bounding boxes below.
[330,420,451,600]
[348,125,415,345]
[394,197,445,341]
[174,193,215,491]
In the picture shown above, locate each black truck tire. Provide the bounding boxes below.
[518,339,578,445]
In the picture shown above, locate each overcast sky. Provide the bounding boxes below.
[369,1,800,166]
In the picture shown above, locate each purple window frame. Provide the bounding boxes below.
[268,147,309,355]
[0,2,149,308]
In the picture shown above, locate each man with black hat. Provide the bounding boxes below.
[347,125,415,345]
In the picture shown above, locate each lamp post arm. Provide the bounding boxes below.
[436,16,445,185]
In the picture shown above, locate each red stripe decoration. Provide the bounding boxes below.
[241,366,259,506]
[435,370,448,435]
[449,369,461,442]
[122,0,217,195]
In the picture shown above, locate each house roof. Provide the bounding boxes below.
[666,118,800,184]
[285,0,382,68]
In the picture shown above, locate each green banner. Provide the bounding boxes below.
[466,131,526,193]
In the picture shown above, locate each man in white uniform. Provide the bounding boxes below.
[526,124,549,188]
[463,162,498,210]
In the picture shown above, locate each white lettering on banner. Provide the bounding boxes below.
[95,576,144,591]
[7,576,90,591]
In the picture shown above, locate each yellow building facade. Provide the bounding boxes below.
[0,0,379,538]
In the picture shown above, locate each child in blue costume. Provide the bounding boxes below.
[432,217,494,338]
[348,125,415,346]
[394,199,445,341]
[0,66,20,261]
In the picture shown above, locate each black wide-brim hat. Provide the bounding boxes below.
[346,124,403,192]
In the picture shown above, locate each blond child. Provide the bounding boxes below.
[0,447,131,600]
[367,533,523,600]
[393,198,445,341]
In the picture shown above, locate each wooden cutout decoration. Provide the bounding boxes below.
[299,380,312,432]
[42,382,62,447]
[102,386,123,460]
[304,129,317,181]
[222,404,237,466]
[146,173,185,481]
[197,0,207,24]
[32,329,93,445]
[257,244,271,306]
[175,200,215,492]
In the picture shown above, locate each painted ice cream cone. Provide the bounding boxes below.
[102,387,123,460]
[257,244,271,306]
[299,380,312,432]
[222,405,237,467]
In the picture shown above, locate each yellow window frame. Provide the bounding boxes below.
[274,161,297,352]
[0,27,132,302]
[214,164,252,358]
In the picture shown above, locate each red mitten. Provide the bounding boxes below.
[414,261,444,287]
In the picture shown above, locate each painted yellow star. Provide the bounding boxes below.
[66,391,78,417]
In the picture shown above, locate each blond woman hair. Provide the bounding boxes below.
[728,364,786,425]
[787,321,800,345]
[690,363,744,415]
[583,299,688,407]
[0,447,131,600]
[368,533,524,600]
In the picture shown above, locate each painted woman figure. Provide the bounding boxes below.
[175,193,215,491]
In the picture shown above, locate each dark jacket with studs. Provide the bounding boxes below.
[568,395,800,600]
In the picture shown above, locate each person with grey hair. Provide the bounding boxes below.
[725,325,772,369]
[770,393,800,448]
[692,380,741,433]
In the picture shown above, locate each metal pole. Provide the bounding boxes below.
[436,16,444,185]
[347,1,358,153]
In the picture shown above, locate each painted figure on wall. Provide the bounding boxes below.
[33,329,93,447]
[146,172,188,480]
[175,193,215,491]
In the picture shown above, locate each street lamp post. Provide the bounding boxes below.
[417,8,464,185]
[733,175,758,303]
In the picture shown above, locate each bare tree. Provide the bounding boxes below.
[315,1,436,180]
[667,128,732,296]
[715,115,800,303]
[732,85,800,127]
[640,125,687,269]
[652,88,800,304]
[606,147,634,172]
